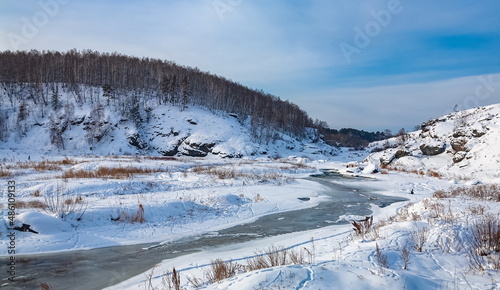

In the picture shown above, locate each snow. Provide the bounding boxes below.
[0,157,326,255]
[1,103,500,289]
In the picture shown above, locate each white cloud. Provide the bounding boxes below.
[294,73,500,131]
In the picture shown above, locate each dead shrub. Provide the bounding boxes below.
[254,193,264,202]
[39,282,53,290]
[428,202,444,219]
[468,204,487,216]
[352,216,373,239]
[411,227,429,252]
[112,204,146,224]
[374,243,389,270]
[131,204,145,223]
[469,214,500,270]
[162,267,181,290]
[205,259,242,283]
[289,247,306,265]
[400,243,411,270]
[44,183,86,220]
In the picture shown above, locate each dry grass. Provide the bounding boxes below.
[161,267,181,290]
[191,165,287,182]
[15,200,48,210]
[433,184,500,201]
[61,166,165,179]
[246,245,312,272]
[5,158,80,172]
[112,204,146,224]
[39,282,53,290]
[205,259,242,283]
[381,165,444,178]
[0,166,12,178]
[165,243,315,287]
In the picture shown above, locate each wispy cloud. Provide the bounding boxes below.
[1,0,499,130]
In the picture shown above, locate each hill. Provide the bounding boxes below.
[0,50,333,158]
[361,103,500,182]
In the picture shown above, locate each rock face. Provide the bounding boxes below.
[420,143,445,156]
[127,133,147,150]
[450,138,468,152]
[366,104,500,177]
[395,149,410,159]
[379,149,411,165]
[453,151,467,163]
[180,142,215,157]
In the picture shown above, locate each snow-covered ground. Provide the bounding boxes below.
[106,157,499,290]
[2,104,500,289]
[3,149,498,289]
[0,155,328,255]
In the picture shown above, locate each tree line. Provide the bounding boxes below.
[0,49,314,140]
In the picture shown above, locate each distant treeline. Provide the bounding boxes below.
[0,49,314,140]
[321,127,392,148]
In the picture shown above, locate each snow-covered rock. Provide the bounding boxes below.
[366,103,500,181]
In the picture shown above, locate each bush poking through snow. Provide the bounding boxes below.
[161,267,181,290]
[112,204,146,224]
[44,183,86,220]
[205,259,242,283]
[352,216,373,239]
[411,227,429,252]
[469,214,500,270]
[400,243,412,270]
[375,243,389,271]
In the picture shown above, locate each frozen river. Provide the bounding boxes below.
[1,171,406,290]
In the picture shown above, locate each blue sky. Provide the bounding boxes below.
[1,0,499,131]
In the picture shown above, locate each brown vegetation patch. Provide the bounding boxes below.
[61,166,165,179]
[15,200,48,209]
[433,184,500,201]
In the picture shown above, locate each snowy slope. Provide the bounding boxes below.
[0,90,335,159]
[364,103,500,182]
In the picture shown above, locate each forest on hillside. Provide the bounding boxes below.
[0,50,314,142]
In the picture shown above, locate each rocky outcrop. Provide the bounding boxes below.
[395,149,410,159]
[180,141,216,157]
[450,138,468,152]
[453,151,467,163]
[378,148,411,165]
[420,143,445,156]
[127,133,148,150]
